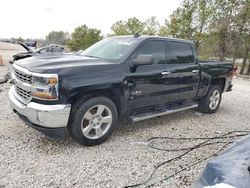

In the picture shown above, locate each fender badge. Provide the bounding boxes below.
[131,91,142,96]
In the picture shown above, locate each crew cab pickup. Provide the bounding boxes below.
[9,36,234,145]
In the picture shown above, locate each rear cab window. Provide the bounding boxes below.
[167,41,195,64]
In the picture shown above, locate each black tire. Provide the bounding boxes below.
[69,96,118,146]
[198,85,222,114]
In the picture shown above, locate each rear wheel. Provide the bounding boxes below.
[198,85,222,114]
[69,96,118,146]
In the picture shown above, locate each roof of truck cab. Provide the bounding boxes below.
[109,35,194,44]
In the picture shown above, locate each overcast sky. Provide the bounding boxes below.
[1,0,182,39]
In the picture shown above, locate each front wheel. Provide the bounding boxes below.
[69,96,118,146]
[198,85,222,114]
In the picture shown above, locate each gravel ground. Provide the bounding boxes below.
[0,61,250,187]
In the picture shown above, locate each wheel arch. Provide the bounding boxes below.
[210,77,226,92]
[69,85,126,117]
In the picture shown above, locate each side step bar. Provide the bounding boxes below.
[130,104,198,122]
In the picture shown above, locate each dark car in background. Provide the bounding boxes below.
[11,42,65,62]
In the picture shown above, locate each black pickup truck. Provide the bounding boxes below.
[9,35,234,145]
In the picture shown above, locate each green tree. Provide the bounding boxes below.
[231,0,247,64]
[166,0,196,39]
[240,47,249,74]
[17,36,24,43]
[111,17,144,35]
[110,21,128,35]
[67,25,102,51]
[246,33,250,75]
[165,7,186,38]
[143,16,160,35]
[126,17,144,34]
[239,31,250,74]
[165,0,212,49]
[157,0,249,62]
[45,31,69,45]
[231,0,250,66]
[158,23,169,36]
[193,0,213,49]
[209,0,243,61]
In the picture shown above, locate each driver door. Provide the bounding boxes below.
[126,39,173,111]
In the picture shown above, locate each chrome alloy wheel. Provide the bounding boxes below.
[81,105,112,139]
[209,90,220,110]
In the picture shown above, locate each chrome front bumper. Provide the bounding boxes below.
[9,85,71,128]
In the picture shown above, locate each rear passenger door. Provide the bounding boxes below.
[165,40,199,102]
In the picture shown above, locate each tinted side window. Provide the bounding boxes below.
[167,42,194,64]
[134,40,166,64]
[52,47,64,52]
[39,48,47,54]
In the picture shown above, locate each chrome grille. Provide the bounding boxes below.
[14,68,32,84]
[15,86,31,102]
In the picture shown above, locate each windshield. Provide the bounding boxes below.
[81,37,139,61]
[34,47,44,52]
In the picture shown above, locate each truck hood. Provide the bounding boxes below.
[15,55,115,73]
[16,41,32,52]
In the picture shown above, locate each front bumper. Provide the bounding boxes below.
[9,86,71,138]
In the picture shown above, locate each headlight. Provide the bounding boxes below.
[31,74,59,100]
[32,76,58,86]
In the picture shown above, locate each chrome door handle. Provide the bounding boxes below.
[161,71,171,76]
[192,70,199,73]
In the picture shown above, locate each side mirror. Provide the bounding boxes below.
[131,54,154,66]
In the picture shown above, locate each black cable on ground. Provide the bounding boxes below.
[125,130,250,188]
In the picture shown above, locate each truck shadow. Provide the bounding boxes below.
[115,109,201,133]
[33,107,224,153]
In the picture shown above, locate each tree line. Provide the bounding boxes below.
[21,0,250,75]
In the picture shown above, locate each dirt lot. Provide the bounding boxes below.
[0,47,250,187]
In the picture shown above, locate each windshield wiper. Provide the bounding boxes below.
[83,55,99,58]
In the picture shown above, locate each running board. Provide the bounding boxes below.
[130,104,198,122]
